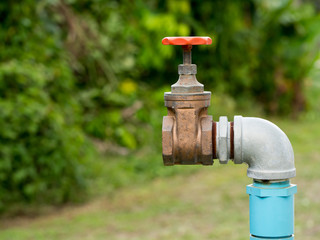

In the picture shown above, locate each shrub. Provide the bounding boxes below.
[0,59,92,207]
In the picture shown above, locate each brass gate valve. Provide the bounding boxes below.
[162,36,213,165]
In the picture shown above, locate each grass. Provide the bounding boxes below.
[0,118,319,240]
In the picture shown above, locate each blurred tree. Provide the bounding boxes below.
[0,1,92,206]
[0,0,319,207]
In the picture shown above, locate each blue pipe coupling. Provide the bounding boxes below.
[247,180,297,240]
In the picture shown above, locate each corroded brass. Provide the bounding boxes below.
[161,37,213,165]
[162,92,213,165]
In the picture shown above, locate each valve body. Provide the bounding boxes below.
[162,36,214,165]
[163,92,212,165]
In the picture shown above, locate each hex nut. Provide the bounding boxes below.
[201,116,213,165]
[178,64,197,75]
[162,116,174,165]
[218,116,229,164]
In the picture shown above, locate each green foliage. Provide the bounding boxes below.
[0,60,92,206]
[0,0,319,208]
[0,1,94,207]
[178,0,320,115]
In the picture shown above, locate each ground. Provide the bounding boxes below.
[0,119,319,240]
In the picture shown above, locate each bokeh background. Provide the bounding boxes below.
[1,0,320,239]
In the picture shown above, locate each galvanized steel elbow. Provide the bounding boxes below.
[216,116,296,180]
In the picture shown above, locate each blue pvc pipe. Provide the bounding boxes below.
[247,180,297,240]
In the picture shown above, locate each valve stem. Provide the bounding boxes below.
[182,45,192,65]
[161,36,211,93]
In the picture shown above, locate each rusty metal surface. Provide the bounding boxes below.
[171,45,203,94]
[162,92,213,165]
[178,64,197,75]
[162,116,174,165]
[162,37,213,165]
[200,116,213,165]
[182,45,192,64]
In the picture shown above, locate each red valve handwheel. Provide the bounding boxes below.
[162,36,212,46]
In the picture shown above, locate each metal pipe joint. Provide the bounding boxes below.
[161,36,296,239]
[163,113,296,180]
[215,116,296,180]
[161,36,296,180]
